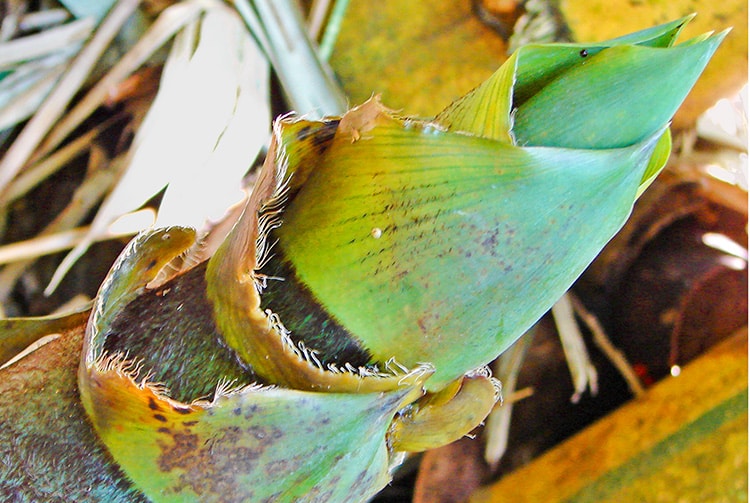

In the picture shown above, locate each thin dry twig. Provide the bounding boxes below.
[552,292,598,403]
[484,332,533,467]
[307,0,331,40]
[0,0,140,195]
[1,115,124,206]
[505,386,534,403]
[568,292,646,397]
[0,210,153,267]
[0,60,67,132]
[0,149,124,301]
[0,17,92,69]
[35,0,210,162]
[251,0,347,116]
[18,9,72,33]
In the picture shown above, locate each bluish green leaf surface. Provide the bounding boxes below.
[512,31,727,148]
[276,112,663,390]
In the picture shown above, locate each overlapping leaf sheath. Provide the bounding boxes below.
[261,16,725,390]
[0,17,725,502]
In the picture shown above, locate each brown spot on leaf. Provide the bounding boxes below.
[156,423,280,499]
[158,431,200,473]
[295,125,312,142]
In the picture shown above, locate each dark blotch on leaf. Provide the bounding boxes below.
[259,248,372,368]
[295,125,312,142]
[312,120,340,156]
[171,405,192,415]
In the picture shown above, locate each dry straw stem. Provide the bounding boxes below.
[0,12,90,131]
[0,210,154,266]
[0,149,124,302]
[552,292,599,403]
[248,0,347,116]
[306,0,331,40]
[484,333,533,467]
[569,292,646,397]
[0,62,67,132]
[15,9,73,34]
[44,0,270,294]
[1,115,123,207]
[34,0,211,162]
[0,0,139,194]
[0,17,91,69]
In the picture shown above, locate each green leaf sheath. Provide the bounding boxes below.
[273,114,662,390]
[205,133,434,392]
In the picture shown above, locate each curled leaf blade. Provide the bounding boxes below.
[79,229,430,502]
[435,51,517,143]
[389,373,498,452]
[637,129,672,198]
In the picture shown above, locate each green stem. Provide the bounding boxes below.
[318,0,350,62]
[244,0,348,117]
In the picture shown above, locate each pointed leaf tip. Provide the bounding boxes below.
[512,27,727,149]
[604,14,697,47]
